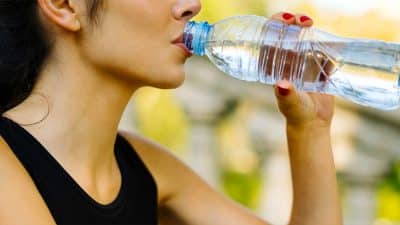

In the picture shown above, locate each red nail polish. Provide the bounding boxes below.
[282,13,294,20]
[278,86,290,96]
[300,16,311,23]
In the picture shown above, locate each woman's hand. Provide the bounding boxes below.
[271,12,335,129]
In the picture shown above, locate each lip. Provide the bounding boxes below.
[172,34,193,57]
[172,34,184,45]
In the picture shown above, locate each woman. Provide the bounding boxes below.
[0,0,342,224]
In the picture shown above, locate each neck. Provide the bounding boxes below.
[4,43,139,172]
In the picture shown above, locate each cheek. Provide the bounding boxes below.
[79,0,185,87]
[112,0,172,36]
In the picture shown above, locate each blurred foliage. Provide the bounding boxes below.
[336,173,348,203]
[273,0,400,41]
[221,169,263,209]
[217,101,263,209]
[377,161,400,222]
[134,88,189,154]
[195,0,267,22]
[217,101,260,173]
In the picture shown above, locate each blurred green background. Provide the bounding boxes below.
[130,1,400,225]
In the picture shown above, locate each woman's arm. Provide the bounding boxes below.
[120,131,270,225]
[286,124,341,225]
[274,68,342,225]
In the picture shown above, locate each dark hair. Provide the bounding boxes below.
[0,0,103,114]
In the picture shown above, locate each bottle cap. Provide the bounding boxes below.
[184,21,211,56]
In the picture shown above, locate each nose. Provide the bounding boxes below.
[173,0,202,21]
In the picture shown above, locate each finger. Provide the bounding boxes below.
[295,14,314,27]
[270,11,296,25]
[274,80,315,118]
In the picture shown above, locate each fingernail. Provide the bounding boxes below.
[278,86,290,96]
[300,16,311,23]
[282,13,294,20]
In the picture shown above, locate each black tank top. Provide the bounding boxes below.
[0,116,158,225]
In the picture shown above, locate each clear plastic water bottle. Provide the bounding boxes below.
[183,15,400,110]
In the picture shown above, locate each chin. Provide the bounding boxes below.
[154,70,186,89]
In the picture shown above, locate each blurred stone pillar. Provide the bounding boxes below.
[176,84,228,187]
[343,151,390,225]
[249,110,291,225]
[259,149,292,225]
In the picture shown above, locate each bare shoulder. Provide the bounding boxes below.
[0,136,56,224]
[118,130,203,203]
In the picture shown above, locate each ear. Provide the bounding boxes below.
[37,0,81,32]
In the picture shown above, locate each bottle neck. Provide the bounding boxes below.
[184,21,212,56]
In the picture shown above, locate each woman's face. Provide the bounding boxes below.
[80,0,201,89]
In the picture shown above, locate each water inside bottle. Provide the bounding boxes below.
[205,40,400,110]
[329,63,399,109]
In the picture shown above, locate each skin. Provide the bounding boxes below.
[0,0,342,224]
